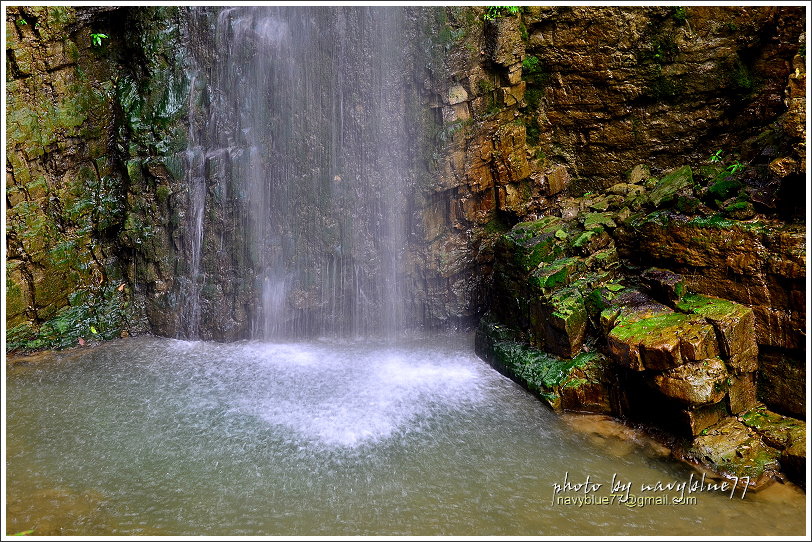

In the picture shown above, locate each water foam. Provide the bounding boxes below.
[236,342,484,447]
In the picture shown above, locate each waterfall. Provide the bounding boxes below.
[183,7,421,339]
[181,74,206,339]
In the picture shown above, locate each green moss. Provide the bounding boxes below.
[531,257,580,290]
[522,55,549,88]
[582,212,617,231]
[687,214,737,229]
[525,116,541,145]
[571,230,593,249]
[706,177,742,201]
[156,184,171,204]
[483,217,508,236]
[648,165,693,207]
[676,293,748,321]
[609,312,687,343]
[490,340,597,404]
[524,87,543,109]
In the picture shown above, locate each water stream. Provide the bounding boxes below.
[6,336,805,536]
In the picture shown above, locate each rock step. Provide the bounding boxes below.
[675,293,759,373]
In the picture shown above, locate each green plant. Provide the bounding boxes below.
[672,7,687,23]
[90,32,108,47]
[17,19,27,25]
[484,6,521,20]
[731,59,754,91]
[707,149,747,174]
[476,78,495,95]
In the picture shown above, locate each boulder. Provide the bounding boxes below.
[653,357,728,405]
[530,286,587,358]
[647,165,693,207]
[676,294,758,370]
[687,417,780,486]
[607,312,716,371]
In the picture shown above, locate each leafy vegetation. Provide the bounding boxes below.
[483,6,521,20]
[90,32,108,47]
[6,283,130,352]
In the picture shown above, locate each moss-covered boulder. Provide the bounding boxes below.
[607,312,716,371]
[687,417,780,487]
[647,165,693,207]
[531,286,587,358]
[740,406,806,486]
[599,289,672,335]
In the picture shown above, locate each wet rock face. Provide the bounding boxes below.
[419,5,803,327]
[757,350,806,418]
[6,6,136,349]
[616,214,805,352]
[523,6,804,184]
[477,187,804,484]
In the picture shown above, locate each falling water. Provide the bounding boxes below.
[181,74,206,339]
[184,7,419,339]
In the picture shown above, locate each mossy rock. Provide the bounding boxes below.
[532,286,587,358]
[571,227,611,255]
[675,294,758,370]
[582,212,617,231]
[559,352,613,414]
[723,200,755,220]
[529,257,582,291]
[476,320,611,413]
[688,417,780,484]
[500,216,568,273]
[705,176,742,202]
[607,312,715,371]
[599,289,673,335]
[648,165,693,207]
[740,406,806,451]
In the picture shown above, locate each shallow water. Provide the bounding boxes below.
[6,335,806,535]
